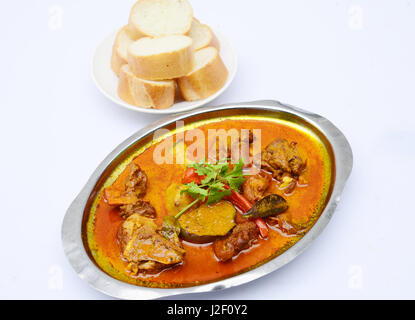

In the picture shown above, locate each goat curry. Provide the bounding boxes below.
[85,116,332,288]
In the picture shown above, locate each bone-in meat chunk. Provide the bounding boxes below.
[117,214,185,274]
[261,138,306,181]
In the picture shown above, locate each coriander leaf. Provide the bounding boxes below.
[227,176,246,191]
[182,182,208,200]
[201,169,217,185]
[206,182,231,204]
[212,162,229,176]
[226,158,244,177]
[207,189,231,204]
[182,158,246,205]
[208,181,226,192]
[222,158,246,191]
[190,161,211,176]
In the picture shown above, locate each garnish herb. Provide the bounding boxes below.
[174,159,246,219]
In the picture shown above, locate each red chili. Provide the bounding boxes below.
[223,186,269,238]
[229,190,253,212]
[223,185,253,212]
[182,167,206,184]
[254,218,269,238]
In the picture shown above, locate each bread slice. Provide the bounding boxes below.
[127,35,194,80]
[111,26,135,76]
[128,0,193,38]
[126,23,145,41]
[188,19,220,51]
[177,47,228,101]
[118,64,175,109]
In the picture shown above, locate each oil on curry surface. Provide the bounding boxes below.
[86,116,332,288]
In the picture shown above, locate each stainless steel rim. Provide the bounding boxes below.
[61,100,353,300]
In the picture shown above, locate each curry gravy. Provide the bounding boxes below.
[86,117,332,288]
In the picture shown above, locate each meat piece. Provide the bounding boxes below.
[242,173,271,203]
[289,156,305,176]
[213,222,259,262]
[261,138,306,181]
[104,163,157,219]
[119,200,156,219]
[103,162,148,206]
[124,163,148,198]
[117,214,185,274]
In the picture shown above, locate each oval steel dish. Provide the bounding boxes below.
[61,100,353,299]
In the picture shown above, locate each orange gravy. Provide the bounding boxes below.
[87,118,332,287]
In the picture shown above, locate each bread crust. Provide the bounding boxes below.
[111,26,135,76]
[118,65,136,105]
[118,65,175,109]
[111,46,125,77]
[126,23,145,41]
[127,36,194,80]
[203,24,220,52]
[111,27,128,76]
[178,47,228,101]
[188,19,220,51]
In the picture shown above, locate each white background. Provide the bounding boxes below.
[0,0,414,300]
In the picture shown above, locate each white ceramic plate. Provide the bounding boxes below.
[91,29,238,114]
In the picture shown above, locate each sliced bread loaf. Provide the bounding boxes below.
[128,0,193,38]
[111,26,135,76]
[118,64,175,109]
[188,19,220,51]
[177,47,228,101]
[127,35,194,80]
